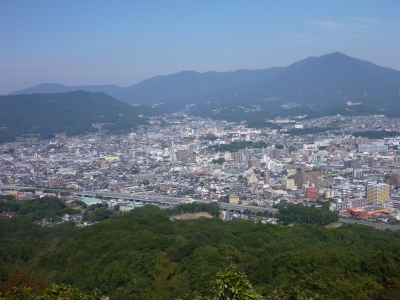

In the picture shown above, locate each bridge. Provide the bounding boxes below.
[0,185,278,214]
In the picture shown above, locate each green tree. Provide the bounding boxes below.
[277,204,338,226]
[0,283,106,300]
[212,158,226,165]
[182,265,262,300]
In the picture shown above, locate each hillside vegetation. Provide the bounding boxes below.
[1,205,400,299]
[0,91,158,143]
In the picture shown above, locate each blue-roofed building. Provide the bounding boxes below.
[82,197,103,206]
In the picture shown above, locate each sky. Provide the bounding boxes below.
[1,0,400,95]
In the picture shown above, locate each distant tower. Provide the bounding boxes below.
[264,171,270,183]
[389,143,394,156]
[298,90,301,96]
[364,91,366,97]
[320,89,322,95]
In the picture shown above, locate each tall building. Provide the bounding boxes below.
[310,152,318,163]
[286,178,295,190]
[233,152,248,164]
[329,198,369,211]
[48,177,57,187]
[353,169,364,180]
[293,170,323,186]
[324,189,336,199]
[367,183,389,205]
[390,196,400,210]
[247,173,258,185]
[358,144,388,154]
[305,182,319,199]
[315,178,333,189]
[389,143,394,156]
[270,148,289,159]
[248,157,261,168]
[366,156,375,167]
[264,171,270,183]
[333,183,365,198]
[344,158,361,169]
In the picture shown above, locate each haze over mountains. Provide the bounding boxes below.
[11,68,283,108]
[10,52,400,111]
[3,52,400,141]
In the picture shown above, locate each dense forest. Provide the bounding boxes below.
[1,204,400,299]
[0,197,80,222]
[277,204,338,226]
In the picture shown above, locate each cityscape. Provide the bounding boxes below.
[2,113,400,229]
[2,1,400,299]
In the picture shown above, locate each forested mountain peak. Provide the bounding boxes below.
[0,91,158,142]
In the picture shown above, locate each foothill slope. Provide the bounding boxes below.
[0,90,159,143]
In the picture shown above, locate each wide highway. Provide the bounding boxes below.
[0,185,278,214]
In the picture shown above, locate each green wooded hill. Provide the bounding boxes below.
[1,205,400,299]
[0,91,159,143]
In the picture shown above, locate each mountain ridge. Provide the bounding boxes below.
[9,52,400,111]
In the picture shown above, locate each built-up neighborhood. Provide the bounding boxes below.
[1,113,400,225]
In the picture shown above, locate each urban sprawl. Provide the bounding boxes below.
[2,113,400,227]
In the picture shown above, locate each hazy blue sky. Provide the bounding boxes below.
[1,0,399,94]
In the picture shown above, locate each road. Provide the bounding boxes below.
[339,218,400,231]
[0,185,278,214]
[7,185,400,226]
[74,190,278,213]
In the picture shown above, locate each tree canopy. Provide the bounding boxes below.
[0,205,399,299]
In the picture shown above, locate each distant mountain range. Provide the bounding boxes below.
[10,53,400,113]
[0,91,158,143]
[10,68,283,108]
[228,52,400,109]
[3,53,400,143]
